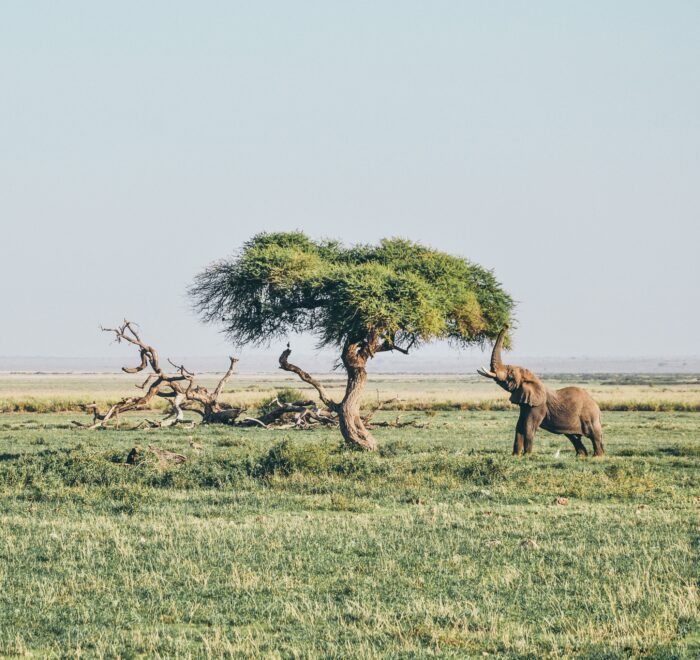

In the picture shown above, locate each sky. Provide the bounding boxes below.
[1,1,698,365]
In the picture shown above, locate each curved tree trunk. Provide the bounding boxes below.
[278,342,382,451]
[338,365,377,451]
[338,343,378,451]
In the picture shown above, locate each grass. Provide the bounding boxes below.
[0,410,698,657]
[2,372,700,413]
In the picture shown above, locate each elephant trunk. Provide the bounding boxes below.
[490,326,508,371]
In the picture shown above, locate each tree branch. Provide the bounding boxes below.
[376,340,410,355]
[213,357,238,400]
[375,333,415,355]
[101,320,163,374]
[81,321,242,428]
[278,346,339,411]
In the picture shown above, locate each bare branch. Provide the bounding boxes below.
[123,350,149,374]
[213,357,238,400]
[362,396,399,424]
[239,416,269,428]
[101,320,163,374]
[82,322,336,432]
[167,358,195,378]
[137,374,157,390]
[375,335,413,355]
[279,347,339,411]
[83,321,242,429]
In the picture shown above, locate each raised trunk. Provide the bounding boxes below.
[491,326,508,371]
[338,342,378,451]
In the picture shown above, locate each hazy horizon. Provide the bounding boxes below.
[2,348,699,376]
[2,2,698,360]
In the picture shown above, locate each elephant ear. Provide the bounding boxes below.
[509,371,547,407]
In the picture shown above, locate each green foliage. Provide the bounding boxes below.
[253,439,334,477]
[257,387,306,416]
[253,439,388,479]
[190,232,514,350]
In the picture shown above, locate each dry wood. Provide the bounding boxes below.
[76,320,241,429]
[76,321,340,432]
[238,397,338,428]
[278,346,339,411]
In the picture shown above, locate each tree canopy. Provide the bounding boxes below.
[189,232,514,352]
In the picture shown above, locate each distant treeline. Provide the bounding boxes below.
[543,373,700,386]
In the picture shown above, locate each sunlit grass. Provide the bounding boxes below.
[2,373,700,413]
[0,410,698,656]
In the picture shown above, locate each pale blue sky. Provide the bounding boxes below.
[1,1,698,361]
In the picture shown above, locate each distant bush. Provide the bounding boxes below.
[257,388,307,415]
[368,399,700,413]
[366,399,515,412]
[0,398,169,414]
[252,439,388,479]
[253,439,333,477]
[598,400,700,412]
[3,394,700,414]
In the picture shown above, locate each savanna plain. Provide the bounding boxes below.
[0,373,698,658]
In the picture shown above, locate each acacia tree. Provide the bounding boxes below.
[190,233,514,450]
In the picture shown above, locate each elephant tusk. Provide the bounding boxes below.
[477,366,496,378]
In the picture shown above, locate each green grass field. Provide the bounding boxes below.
[2,372,700,413]
[1,406,698,657]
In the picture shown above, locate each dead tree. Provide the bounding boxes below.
[238,397,338,429]
[75,320,241,429]
[75,321,346,431]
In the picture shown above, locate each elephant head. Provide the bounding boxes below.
[477,326,547,407]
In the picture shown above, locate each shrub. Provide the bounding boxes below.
[253,439,334,478]
[257,388,307,416]
[456,456,512,485]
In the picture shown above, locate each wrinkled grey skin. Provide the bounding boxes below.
[478,327,604,457]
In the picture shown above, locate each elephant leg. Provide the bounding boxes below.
[588,423,605,457]
[513,408,529,456]
[513,431,525,455]
[566,434,588,457]
[522,407,545,454]
[523,430,537,454]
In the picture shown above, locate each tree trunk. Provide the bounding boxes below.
[277,343,379,450]
[338,344,378,451]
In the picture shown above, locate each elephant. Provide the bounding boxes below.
[477,327,605,457]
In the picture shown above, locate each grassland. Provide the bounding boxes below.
[2,372,700,413]
[0,400,699,657]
